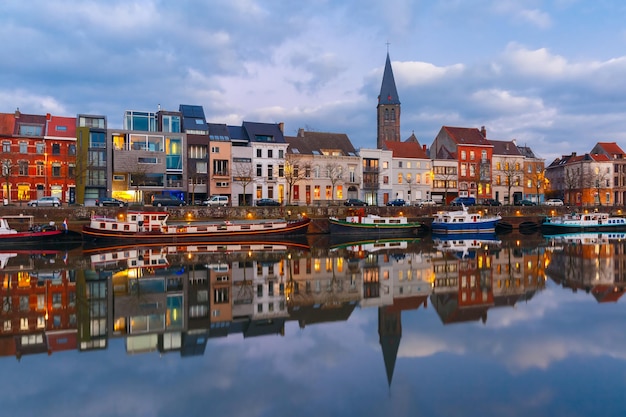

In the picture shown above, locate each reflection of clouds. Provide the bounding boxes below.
[398,334,465,358]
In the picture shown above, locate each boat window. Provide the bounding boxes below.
[112,224,118,230]
[264,224,273,228]
[124,225,130,231]
[389,219,401,224]
[373,220,386,224]
[240,225,251,230]
[99,223,105,228]
[217,225,227,231]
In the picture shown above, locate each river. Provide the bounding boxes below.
[0,231,624,417]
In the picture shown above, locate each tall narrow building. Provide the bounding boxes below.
[377,53,401,148]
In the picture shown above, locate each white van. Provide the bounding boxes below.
[203,195,229,207]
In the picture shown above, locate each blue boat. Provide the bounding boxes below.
[430,205,501,234]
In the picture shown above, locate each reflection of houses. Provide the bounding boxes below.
[0,252,77,359]
[430,242,494,324]
[547,235,623,302]
[286,254,360,328]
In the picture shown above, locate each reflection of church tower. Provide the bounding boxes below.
[378,306,401,387]
[377,52,401,149]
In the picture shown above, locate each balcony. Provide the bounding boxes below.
[212,170,229,178]
[363,167,379,173]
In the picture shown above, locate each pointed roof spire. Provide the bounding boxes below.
[378,52,400,105]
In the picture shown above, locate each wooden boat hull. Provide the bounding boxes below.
[329,218,422,237]
[82,218,311,242]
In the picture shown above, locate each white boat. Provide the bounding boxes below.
[541,212,626,234]
[430,205,501,234]
[433,235,501,258]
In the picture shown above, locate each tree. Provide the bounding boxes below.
[129,165,151,204]
[585,167,610,206]
[2,159,12,204]
[529,167,548,204]
[433,165,457,204]
[232,162,255,206]
[284,154,308,205]
[563,168,580,205]
[325,162,344,204]
[501,159,524,205]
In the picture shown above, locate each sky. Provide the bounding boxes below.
[3,1,626,164]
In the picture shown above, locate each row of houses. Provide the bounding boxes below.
[0,105,624,206]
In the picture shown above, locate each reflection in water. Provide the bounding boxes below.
[1,232,625,383]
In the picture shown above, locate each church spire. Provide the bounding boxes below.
[377,52,401,148]
[378,52,400,106]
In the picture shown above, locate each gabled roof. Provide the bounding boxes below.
[488,140,522,156]
[0,113,15,136]
[242,121,286,143]
[591,142,626,158]
[13,112,46,136]
[569,153,611,163]
[383,140,429,159]
[442,126,491,146]
[378,53,400,105]
[207,123,230,141]
[435,145,456,160]
[179,104,208,132]
[228,125,246,142]
[46,115,76,138]
[517,145,540,159]
[285,129,357,156]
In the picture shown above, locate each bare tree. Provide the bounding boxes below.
[501,159,524,205]
[563,168,580,205]
[528,167,548,204]
[325,162,344,204]
[129,164,151,204]
[433,166,457,204]
[284,154,308,205]
[403,173,415,204]
[2,160,12,204]
[232,162,255,206]
[585,168,610,206]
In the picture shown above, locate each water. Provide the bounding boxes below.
[1,232,625,417]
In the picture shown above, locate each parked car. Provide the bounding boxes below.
[515,199,536,206]
[256,198,281,207]
[203,195,229,207]
[483,199,502,206]
[95,197,128,207]
[27,196,61,207]
[415,199,437,207]
[151,194,187,207]
[344,198,368,207]
[544,198,564,206]
[386,199,406,207]
[450,197,476,206]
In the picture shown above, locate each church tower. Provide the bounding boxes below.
[377,52,401,149]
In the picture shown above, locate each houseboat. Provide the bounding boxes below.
[328,212,422,237]
[541,212,626,234]
[0,215,65,245]
[430,205,501,234]
[82,211,311,242]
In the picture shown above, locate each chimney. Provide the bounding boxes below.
[14,108,20,119]
[423,144,427,152]
[278,122,284,133]
[480,126,486,138]
[298,128,305,137]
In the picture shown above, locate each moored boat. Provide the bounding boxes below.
[82,211,311,242]
[328,212,422,237]
[432,234,501,258]
[430,205,501,234]
[541,212,626,234]
[0,215,65,245]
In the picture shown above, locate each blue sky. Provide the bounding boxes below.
[3,0,626,163]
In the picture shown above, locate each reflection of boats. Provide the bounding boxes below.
[430,205,501,234]
[82,211,311,242]
[0,215,65,244]
[542,212,626,234]
[329,210,421,236]
[433,234,501,258]
[543,232,626,246]
[330,237,412,253]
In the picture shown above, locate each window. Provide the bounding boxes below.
[278,165,284,177]
[196,161,207,174]
[398,174,403,184]
[52,143,61,155]
[279,150,284,159]
[211,146,220,153]
[19,124,43,136]
[138,157,157,164]
[2,142,10,152]
[36,143,45,154]
[461,150,466,160]
[267,165,273,180]
[36,161,44,176]
[481,150,487,161]
[256,186,262,198]
[325,186,332,199]
[314,185,321,199]
[398,161,403,168]
[213,160,228,176]
[305,166,311,178]
[19,142,27,153]
[383,161,388,169]
[268,186,274,198]
[256,149,262,158]
[189,145,207,159]
[256,164,262,177]
[268,149,273,158]
[90,132,106,148]
[68,144,76,155]
[52,163,61,177]
[470,151,475,160]
[18,161,28,176]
